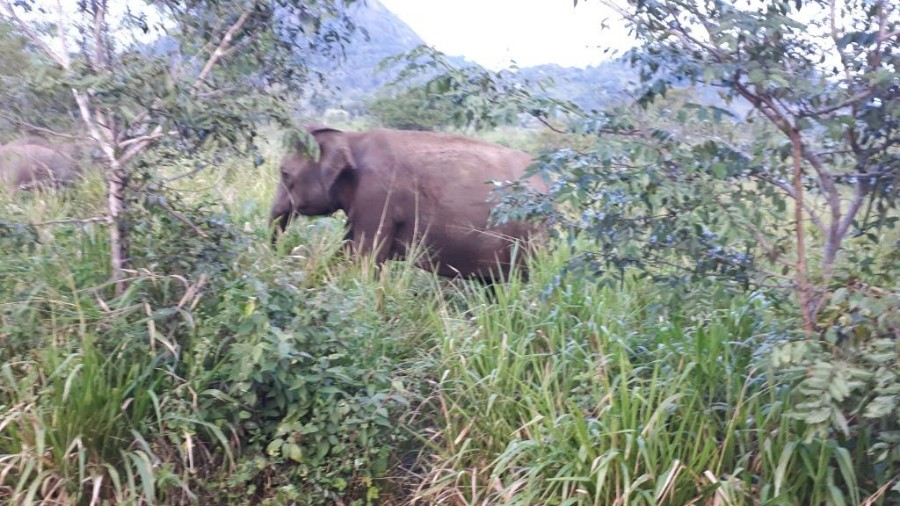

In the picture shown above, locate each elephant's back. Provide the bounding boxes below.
[359,129,534,183]
[353,129,545,222]
[0,144,77,188]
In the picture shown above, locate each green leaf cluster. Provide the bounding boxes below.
[777,283,900,495]
[0,20,77,135]
[368,86,456,131]
[201,275,408,504]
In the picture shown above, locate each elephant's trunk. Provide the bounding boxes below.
[269,184,294,245]
[269,209,292,245]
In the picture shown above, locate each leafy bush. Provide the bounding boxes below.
[194,272,414,504]
[0,174,442,504]
[776,283,900,497]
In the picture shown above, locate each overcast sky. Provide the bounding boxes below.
[377,0,635,69]
[17,0,634,69]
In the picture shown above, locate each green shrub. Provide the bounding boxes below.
[178,226,443,504]
[195,280,383,502]
[776,283,900,498]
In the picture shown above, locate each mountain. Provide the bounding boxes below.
[312,0,437,109]
[510,62,637,111]
[322,0,426,96]
[318,0,635,112]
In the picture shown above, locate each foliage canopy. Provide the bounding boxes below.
[0,0,359,293]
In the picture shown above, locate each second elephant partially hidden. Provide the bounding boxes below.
[270,127,546,281]
[0,138,85,191]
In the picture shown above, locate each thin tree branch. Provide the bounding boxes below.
[836,180,868,241]
[529,96,644,137]
[31,216,110,226]
[162,163,210,184]
[0,0,68,68]
[187,13,227,70]
[733,79,798,144]
[833,169,897,182]
[751,173,826,235]
[664,8,724,63]
[119,125,163,167]
[799,89,875,118]
[789,128,815,334]
[217,32,258,60]
[191,8,253,94]
[799,144,842,264]
[119,130,173,149]
[115,106,162,144]
[123,111,150,133]
[830,0,856,87]
[54,0,72,66]
[73,92,116,163]
[156,200,209,238]
[0,115,90,142]
[735,75,844,266]
[535,116,567,134]
[91,0,107,69]
[188,40,218,72]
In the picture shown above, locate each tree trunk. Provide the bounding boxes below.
[790,128,815,334]
[107,163,129,295]
[72,91,130,295]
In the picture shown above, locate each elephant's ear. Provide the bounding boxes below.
[311,128,356,191]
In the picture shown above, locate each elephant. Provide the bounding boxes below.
[0,139,85,191]
[270,126,547,281]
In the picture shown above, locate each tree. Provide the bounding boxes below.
[0,0,358,294]
[415,0,897,332]
[0,19,76,136]
[397,2,897,331]
[601,0,899,331]
[368,86,457,131]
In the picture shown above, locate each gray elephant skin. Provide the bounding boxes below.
[270,127,546,281]
[0,138,85,191]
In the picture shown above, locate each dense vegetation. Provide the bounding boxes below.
[1,0,898,504]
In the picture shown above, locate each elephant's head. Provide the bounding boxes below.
[269,127,356,243]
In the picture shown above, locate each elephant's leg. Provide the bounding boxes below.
[338,224,355,260]
[349,218,396,265]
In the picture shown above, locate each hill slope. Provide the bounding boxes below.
[319,0,635,112]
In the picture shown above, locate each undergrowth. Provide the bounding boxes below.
[0,148,896,505]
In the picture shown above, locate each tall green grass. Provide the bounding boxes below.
[0,258,236,504]
[0,332,224,504]
[412,248,867,505]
